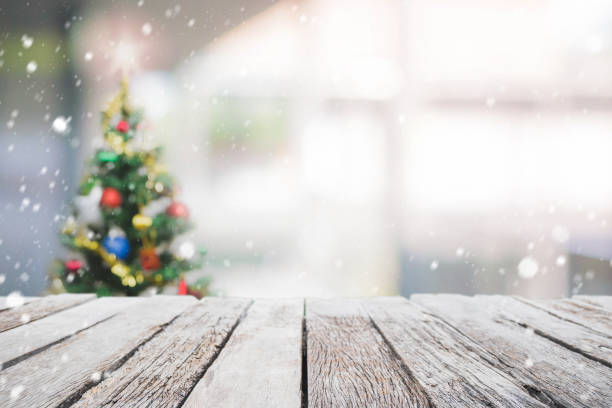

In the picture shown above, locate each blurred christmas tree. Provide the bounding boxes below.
[53,79,209,297]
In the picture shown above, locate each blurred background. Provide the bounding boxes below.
[1,0,612,298]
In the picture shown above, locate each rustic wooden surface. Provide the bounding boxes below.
[306,298,431,407]
[184,299,303,408]
[0,294,610,407]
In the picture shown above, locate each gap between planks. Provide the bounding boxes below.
[412,294,612,408]
[306,298,432,407]
[0,297,139,370]
[73,297,253,408]
[0,296,196,408]
[182,298,304,408]
[0,294,96,333]
[2,295,611,408]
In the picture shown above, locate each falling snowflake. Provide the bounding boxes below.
[551,225,570,243]
[26,61,37,73]
[21,35,33,48]
[52,116,70,133]
[10,385,25,401]
[20,198,31,211]
[518,256,538,279]
[6,291,25,308]
[556,255,566,267]
[430,260,439,270]
[142,23,152,36]
[84,51,94,61]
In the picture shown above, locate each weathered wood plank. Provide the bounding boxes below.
[0,293,95,333]
[0,296,39,312]
[0,297,139,370]
[413,294,612,408]
[0,295,195,408]
[72,297,251,408]
[573,295,612,313]
[183,299,303,408]
[365,297,546,407]
[513,297,611,351]
[306,298,431,408]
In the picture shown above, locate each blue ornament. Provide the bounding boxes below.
[102,235,130,260]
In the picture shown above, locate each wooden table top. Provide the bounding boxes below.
[0,294,610,407]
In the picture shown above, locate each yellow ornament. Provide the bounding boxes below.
[132,214,153,230]
[122,276,137,287]
[106,133,126,153]
[111,263,130,278]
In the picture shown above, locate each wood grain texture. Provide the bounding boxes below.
[413,294,612,408]
[573,295,612,313]
[508,297,612,365]
[0,297,39,312]
[0,295,195,408]
[0,293,95,332]
[0,297,138,369]
[528,297,612,335]
[73,297,251,408]
[365,297,546,408]
[306,298,431,408]
[183,298,303,408]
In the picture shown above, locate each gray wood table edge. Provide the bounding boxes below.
[0,294,610,407]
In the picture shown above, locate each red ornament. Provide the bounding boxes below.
[166,202,189,218]
[139,248,161,271]
[65,259,83,273]
[100,187,122,208]
[177,277,188,295]
[115,120,130,133]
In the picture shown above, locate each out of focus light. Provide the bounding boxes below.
[300,113,386,203]
[132,72,176,119]
[111,39,141,75]
[405,113,612,211]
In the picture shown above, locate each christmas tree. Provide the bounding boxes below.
[54,79,209,297]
